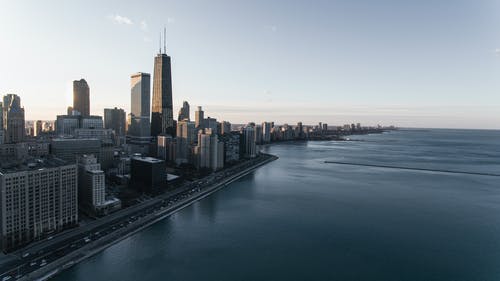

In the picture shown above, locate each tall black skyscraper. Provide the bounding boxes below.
[151,29,174,137]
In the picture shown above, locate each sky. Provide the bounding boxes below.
[0,0,499,129]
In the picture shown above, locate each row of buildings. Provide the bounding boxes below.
[0,32,375,253]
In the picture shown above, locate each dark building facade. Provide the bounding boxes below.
[151,49,174,137]
[2,94,25,144]
[73,79,90,116]
[104,107,126,136]
[130,157,166,193]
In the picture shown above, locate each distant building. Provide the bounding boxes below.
[255,124,263,145]
[73,79,90,117]
[74,128,114,144]
[56,115,79,136]
[77,154,105,213]
[104,107,126,136]
[195,129,224,171]
[221,132,240,164]
[262,122,272,143]
[130,156,166,193]
[33,120,43,137]
[178,101,190,121]
[81,116,103,129]
[176,120,195,165]
[157,134,174,162]
[221,121,231,135]
[0,157,78,252]
[51,138,101,163]
[296,122,303,139]
[242,125,256,158]
[2,94,25,144]
[205,117,217,133]
[195,106,204,129]
[55,115,104,137]
[0,142,50,162]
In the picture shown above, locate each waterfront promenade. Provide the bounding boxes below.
[0,154,278,281]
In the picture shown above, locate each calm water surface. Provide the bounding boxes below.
[55,129,500,281]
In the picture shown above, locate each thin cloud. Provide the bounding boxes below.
[140,20,148,31]
[167,17,175,23]
[496,48,500,56]
[108,14,133,25]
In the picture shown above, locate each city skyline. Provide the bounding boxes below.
[0,1,499,129]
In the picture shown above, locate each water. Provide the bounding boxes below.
[55,129,500,281]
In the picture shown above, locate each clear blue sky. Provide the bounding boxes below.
[1,0,499,128]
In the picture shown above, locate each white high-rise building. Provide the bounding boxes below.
[77,154,105,212]
[262,122,272,143]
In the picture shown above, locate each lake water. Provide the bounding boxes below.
[55,129,500,281]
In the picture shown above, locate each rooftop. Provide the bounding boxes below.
[0,157,72,174]
[131,156,164,164]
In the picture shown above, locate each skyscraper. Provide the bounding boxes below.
[128,72,152,155]
[195,106,204,129]
[34,120,43,137]
[151,30,174,137]
[178,101,190,121]
[73,79,90,116]
[2,94,25,143]
[176,120,195,165]
[242,125,256,158]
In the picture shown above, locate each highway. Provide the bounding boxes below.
[0,154,278,281]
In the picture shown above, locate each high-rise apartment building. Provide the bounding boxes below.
[176,120,195,165]
[242,125,256,158]
[195,106,204,129]
[196,129,223,171]
[0,158,78,252]
[73,79,90,117]
[2,94,25,144]
[151,33,174,137]
[262,122,272,143]
[77,154,105,213]
[178,101,190,121]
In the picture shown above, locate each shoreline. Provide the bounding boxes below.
[16,154,278,281]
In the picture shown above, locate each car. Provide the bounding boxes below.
[22,252,30,258]
[47,236,54,240]
[30,261,37,266]
[84,238,91,243]
[2,275,12,281]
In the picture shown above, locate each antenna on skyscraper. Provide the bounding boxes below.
[163,26,167,54]
[159,31,162,54]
